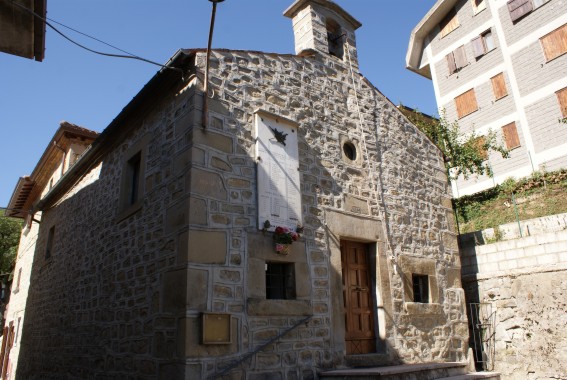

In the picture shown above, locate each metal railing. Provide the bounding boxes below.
[211,315,312,379]
[468,302,496,371]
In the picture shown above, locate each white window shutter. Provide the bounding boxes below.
[446,52,457,74]
[471,36,485,58]
[454,45,468,68]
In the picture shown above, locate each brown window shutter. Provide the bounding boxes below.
[440,8,459,38]
[471,36,485,58]
[556,87,567,118]
[446,52,457,74]
[502,122,521,149]
[540,23,567,62]
[491,73,508,100]
[455,89,479,119]
[473,136,489,160]
[454,45,467,68]
[507,0,533,22]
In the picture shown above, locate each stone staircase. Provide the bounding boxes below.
[319,362,500,380]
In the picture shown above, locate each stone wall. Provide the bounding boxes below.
[0,213,40,380]
[9,46,466,379]
[461,229,567,379]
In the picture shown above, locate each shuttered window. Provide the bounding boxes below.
[455,89,479,118]
[473,136,489,160]
[557,87,567,118]
[507,0,533,22]
[472,29,495,58]
[471,36,484,58]
[502,122,521,149]
[472,0,487,14]
[491,73,508,100]
[446,45,467,74]
[540,23,567,62]
[440,8,459,38]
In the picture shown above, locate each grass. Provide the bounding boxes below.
[453,168,567,234]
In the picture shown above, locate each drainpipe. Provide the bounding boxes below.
[202,0,225,129]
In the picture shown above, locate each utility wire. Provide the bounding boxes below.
[46,15,145,60]
[6,0,184,75]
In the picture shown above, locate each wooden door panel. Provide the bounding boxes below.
[341,240,376,355]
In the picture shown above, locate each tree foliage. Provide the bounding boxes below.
[0,211,22,277]
[405,109,509,180]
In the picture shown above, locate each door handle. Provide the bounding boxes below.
[354,286,368,291]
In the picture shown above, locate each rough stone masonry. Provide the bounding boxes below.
[7,1,467,379]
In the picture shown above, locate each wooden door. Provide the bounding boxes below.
[341,241,376,355]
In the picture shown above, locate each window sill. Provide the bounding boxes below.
[475,47,496,61]
[449,64,469,77]
[404,302,443,315]
[116,201,143,222]
[544,51,567,64]
[458,108,479,119]
[472,8,487,16]
[247,298,311,316]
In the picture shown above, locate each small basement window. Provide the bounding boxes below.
[265,263,296,300]
[412,274,429,303]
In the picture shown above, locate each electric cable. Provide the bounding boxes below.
[5,0,184,75]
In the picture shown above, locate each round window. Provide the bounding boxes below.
[343,141,357,161]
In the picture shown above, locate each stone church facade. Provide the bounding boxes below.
[3,1,468,379]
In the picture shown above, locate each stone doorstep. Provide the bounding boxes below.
[320,362,468,377]
[345,353,391,368]
[438,373,500,380]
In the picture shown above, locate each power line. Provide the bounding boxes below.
[46,15,145,59]
[6,0,184,75]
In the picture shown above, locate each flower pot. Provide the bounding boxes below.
[275,243,290,255]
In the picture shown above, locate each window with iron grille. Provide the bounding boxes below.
[412,274,429,303]
[265,263,296,300]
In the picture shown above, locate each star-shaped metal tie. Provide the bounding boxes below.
[270,127,288,146]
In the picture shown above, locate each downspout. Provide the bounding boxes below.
[202,0,225,129]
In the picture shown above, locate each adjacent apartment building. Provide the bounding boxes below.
[0,1,470,379]
[407,0,567,196]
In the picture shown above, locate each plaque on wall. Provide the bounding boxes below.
[255,110,302,232]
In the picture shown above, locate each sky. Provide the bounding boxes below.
[0,0,438,208]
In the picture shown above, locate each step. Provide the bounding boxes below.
[345,353,391,368]
[438,373,500,380]
[319,362,468,380]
